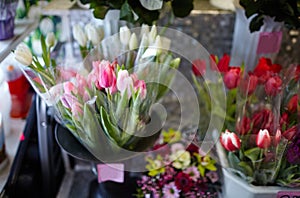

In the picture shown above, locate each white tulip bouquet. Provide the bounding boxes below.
[14,25,182,163]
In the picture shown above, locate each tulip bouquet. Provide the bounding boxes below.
[14,25,182,162]
[218,57,300,187]
[135,128,221,198]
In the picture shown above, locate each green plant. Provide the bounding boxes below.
[79,0,193,25]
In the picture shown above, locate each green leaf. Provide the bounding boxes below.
[171,0,193,18]
[238,161,253,176]
[244,147,260,164]
[228,152,241,170]
[120,2,135,23]
[40,34,50,67]
[93,5,109,19]
[100,107,121,144]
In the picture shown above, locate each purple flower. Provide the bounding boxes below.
[206,171,219,183]
[287,138,300,164]
[162,182,180,198]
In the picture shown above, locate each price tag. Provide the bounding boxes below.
[256,31,282,54]
[97,163,124,183]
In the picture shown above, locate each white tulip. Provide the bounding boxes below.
[140,24,149,39]
[153,35,162,54]
[148,25,157,45]
[119,26,131,46]
[72,24,87,47]
[46,32,56,48]
[129,33,138,50]
[14,43,33,66]
[85,23,103,46]
[160,36,171,51]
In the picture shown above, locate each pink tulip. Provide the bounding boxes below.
[264,75,282,96]
[61,94,77,109]
[98,60,115,88]
[63,81,77,95]
[134,79,147,99]
[223,67,241,89]
[256,129,271,149]
[274,129,281,146]
[220,130,241,152]
[71,101,83,118]
[117,69,133,98]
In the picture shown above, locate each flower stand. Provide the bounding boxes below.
[222,168,300,198]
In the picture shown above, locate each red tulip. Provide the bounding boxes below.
[240,73,258,96]
[223,67,241,89]
[282,126,297,141]
[287,94,298,113]
[253,57,282,84]
[252,109,273,134]
[217,53,230,72]
[256,129,271,149]
[236,116,251,135]
[220,130,241,152]
[264,75,282,96]
[192,59,206,77]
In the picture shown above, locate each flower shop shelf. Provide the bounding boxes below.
[0,19,39,63]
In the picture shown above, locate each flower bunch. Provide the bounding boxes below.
[14,25,181,161]
[72,23,104,58]
[219,56,300,186]
[135,129,220,198]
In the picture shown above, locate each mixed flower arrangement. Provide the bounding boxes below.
[14,25,181,161]
[135,129,220,198]
[192,54,300,187]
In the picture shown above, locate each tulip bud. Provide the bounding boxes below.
[274,129,281,146]
[256,129,271,149]
[282,126,297,141]
[73,24,87,47]
[148,25,157,45]
[264,75,282,96]
[117,69,133,98]
[119,26,131,46]
[98,60,115,88]
[223,67,241,89]
[46,32,55,48]
[287,94,298,113]
[85,23,102,46]
[140,24,149,38]
[192,59,206,76]
[220,130,241,152]
[14,43,33,66]
[129,33,138,50]
[134,79,147,100]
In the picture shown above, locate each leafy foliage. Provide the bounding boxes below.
[240,0,300,32]
[80,0,194,25]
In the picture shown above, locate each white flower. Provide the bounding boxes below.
[14,43,33,66]
[46,32,56,48]
[140,24,149,38]
[85,23,103,46]
[148,25,157,45]
[73,24,87,47]
[170,150,191,169]
[119,26,131,46]
[129,33,138,50]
